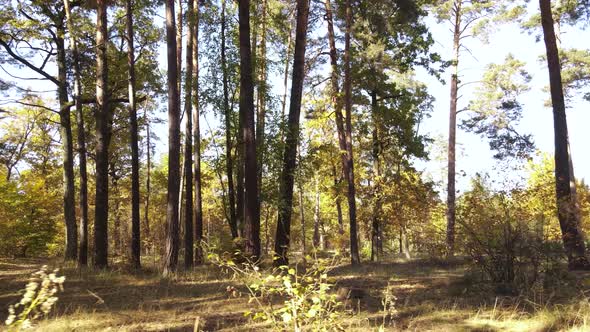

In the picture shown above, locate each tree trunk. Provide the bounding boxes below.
[539,0,590,270]
[370,89,383,262]
[163,0,181,276]
[183,0,195,269]
[144,108,151,239]
[344,0,360,265]
[193,1,204,265]
[126,0,141,269]
[446,0,461,258]
[63,0,87,266]
[313,177,321,249]
[221,0,238,239]
[94,0,109,269]
[238,0,261,260]
[256,0,268,204]
[331,162,344,235]
[281,13,294,142]
[274,0,310,266]
[55,16,77,261]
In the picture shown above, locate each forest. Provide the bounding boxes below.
[1,0,590,330]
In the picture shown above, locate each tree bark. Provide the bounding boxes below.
[144,108,151,239]
[193,1,204,265]
[370,89,383,262]
[256,0,268,204]
[238,0,261,260]
[183,0,195,269]
[313,177,321,249]
[221,0,238,239]
[94,0,109,269]
[274,0,310,266]
[446,0,461,258]
[344,0,360,265]
[539,0,590,270]
[63,0,87,266]
[54,13,78,262]
[126,0,141,269]
[163,0,181,276]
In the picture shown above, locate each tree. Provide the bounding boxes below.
[94,0,109,268]
[539,0,590,270]
[192,0,204,265]
[126,0,141,269]
[238,0,260,259]
[0,0,78,261]
[344,0,360,265]
[63,0,89,267]
[462,54,534,160]
[163,0,181,276]
[274,0,311,266]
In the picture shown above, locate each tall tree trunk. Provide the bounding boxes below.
[325,0,357,257]
[193,1,204,265]
[183,0,195,269]
[280,12,294,142]
[126,0,141,269]
[221,0,238,239]
[144,108,151,239]
[370,89,383,262]
[331,162,344,235]
[238,0,261,260]
[176,0,182,96]
[344,0,360,265]
[539,0,590,270]
[256,0,268,203]
[446,0,461,258]
[55,16,77,261]
[163,0,181,276]
[273,0,310,266]
[94,0,109,269]
[63,0,87,266]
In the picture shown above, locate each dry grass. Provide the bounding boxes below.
[1,256,589,331]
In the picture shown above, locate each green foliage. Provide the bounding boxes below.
[209,252,346,331]
[462,54,534,159]
[5,265,65,331]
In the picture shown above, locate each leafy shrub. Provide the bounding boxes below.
[458,175,564,293]
[209,252,345,331]
[5,265,65,330]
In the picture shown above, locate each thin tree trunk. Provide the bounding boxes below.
[144,108,151,239]
[163,0,181,276]
[446,0,461,258]
[298,149,306,255]
[344,0,360,265]
[331,162,344,235]
[239,0,261,260]
[221,0,238,238]
[281,13,294,142]
[274,0,310,266]
[256,0,268,203]
[63,0,88,266]
[126,0,141,269]
[313,177,321,249]
[539,0,590,270]
[94,0,109,269]
[371,89,383,262]
[193,1,204,265]
[184,0,195,269]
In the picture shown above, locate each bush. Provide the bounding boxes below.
[209,252,346,331]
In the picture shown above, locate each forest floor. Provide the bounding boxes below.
[1,256,590,331]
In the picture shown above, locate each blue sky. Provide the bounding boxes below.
[415,13,590,193]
